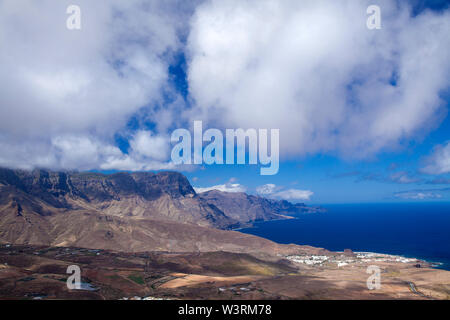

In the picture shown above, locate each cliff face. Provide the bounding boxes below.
[0,169,196,205]
[0,168,236,229]
[0,168,323,255]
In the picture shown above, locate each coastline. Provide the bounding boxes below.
[238,207,450,271]
[231,214,296,231]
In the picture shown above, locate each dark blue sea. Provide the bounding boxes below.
[240,203,450,270]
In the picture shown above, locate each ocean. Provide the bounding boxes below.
[240,203,450,270]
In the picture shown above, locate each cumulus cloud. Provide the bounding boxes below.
[52,135,123,170]
[272,189,314,201]
[194,183,247,194]
[0,130,177,172]
[129,131,171,162]
[256,183,279,195]
[0,0,195,170]
[1,0,450,172]
[187,0,450,159]
[421,142,450,175]
[255,183,313,201]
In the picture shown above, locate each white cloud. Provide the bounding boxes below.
[194,183,247,194]
[196,182,313,201]
[187,0,450,159]
[256,183,279,195]
[0,133,178,172]
[1,0,450,172]
[389,171,421,184]
[52,135,123,170]
[255,183,313,201]
[99,156,177,172]
[394,191,442,200]
[0,0,179,135]
[421,142,450,175]
[0,0,195,171]
[272,189,314,201]
[129,131,170,162]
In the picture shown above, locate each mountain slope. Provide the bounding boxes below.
[0,168,326,256]
[0,186,323,256]
[198,189,323,223]
[0,168,238,229]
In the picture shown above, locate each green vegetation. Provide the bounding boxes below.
[127,274,145,285]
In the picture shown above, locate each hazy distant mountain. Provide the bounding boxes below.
[198,190,324,225]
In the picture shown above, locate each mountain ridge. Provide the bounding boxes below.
[0,167,325,256]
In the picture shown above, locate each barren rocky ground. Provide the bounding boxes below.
[1,244,449,300]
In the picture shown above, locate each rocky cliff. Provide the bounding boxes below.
[0,168,323,255]
[0,168,237,229]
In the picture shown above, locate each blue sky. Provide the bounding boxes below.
[171,0,450,204]
[182,117,450,204]
[0,0,449,204]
